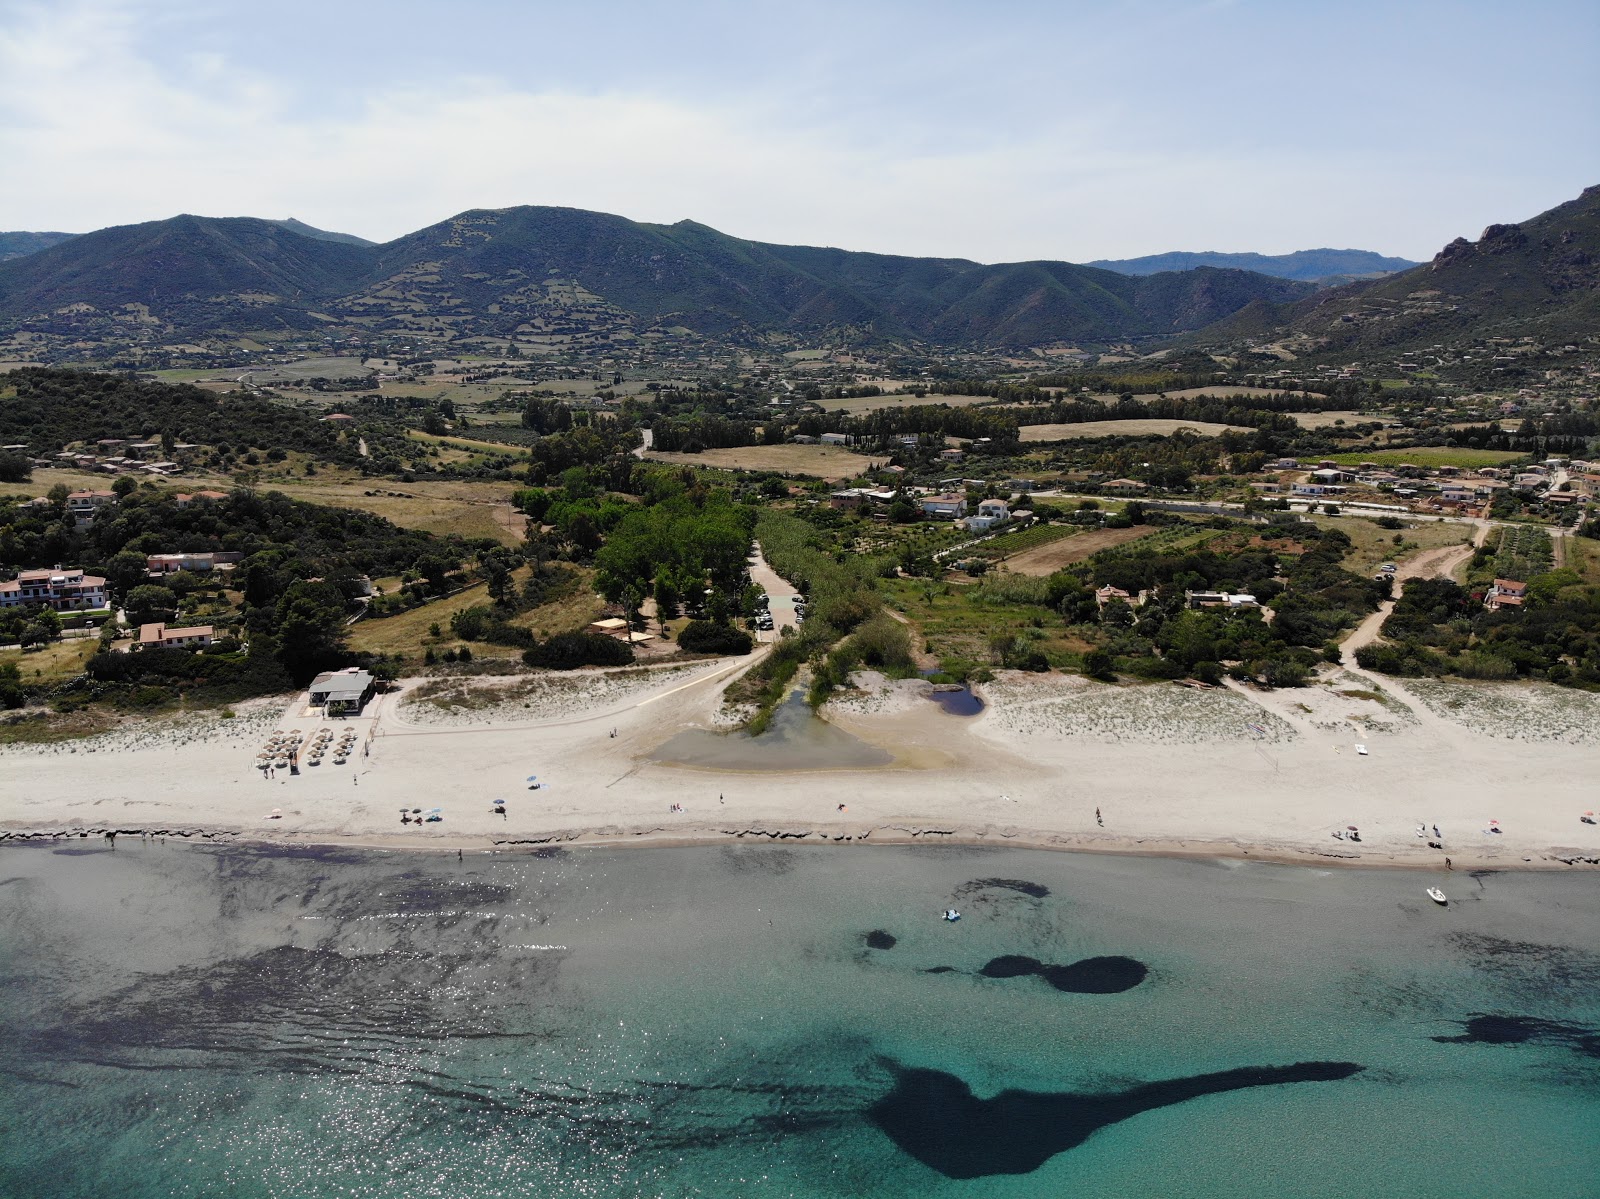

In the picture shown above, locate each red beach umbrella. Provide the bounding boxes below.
[1347,825,1359,831]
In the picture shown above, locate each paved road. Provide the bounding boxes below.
[747,543,800,643]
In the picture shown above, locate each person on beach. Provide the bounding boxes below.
[1096,807,1104,827]
[1445,857,1452,870]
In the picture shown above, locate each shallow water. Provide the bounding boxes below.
[1,843,1597,1197]
[929,686,985,716]
[651,690,891,770]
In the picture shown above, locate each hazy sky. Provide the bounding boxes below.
[1,0,1595,262]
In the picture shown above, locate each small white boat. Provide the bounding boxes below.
[943,909,961,922]
[1426,887,1448,906]
[1355,744,1368,756]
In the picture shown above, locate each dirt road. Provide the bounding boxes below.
[1340,538,1481,659]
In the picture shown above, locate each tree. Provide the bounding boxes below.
[111,475,138,498]
[1082,649,1117,681]
[0,452,31,483]
[652,570,680,631]
[104,550,151,597]
[125,585,178,626]
[273,580,349,682]
[0,660,24,708]
[484,559,515,607]
[21,611,60,647]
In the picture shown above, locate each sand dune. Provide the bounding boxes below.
[3,663,1597,872]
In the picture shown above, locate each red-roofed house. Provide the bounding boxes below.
[1485,579,1527,611]
[136,622,215,650]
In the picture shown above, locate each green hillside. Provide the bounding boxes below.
[0,205,1313,349]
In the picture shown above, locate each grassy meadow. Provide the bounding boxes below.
[0,636,100,681]
[1306,514,1474,575]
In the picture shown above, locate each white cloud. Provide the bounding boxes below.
[0,0,1589,262]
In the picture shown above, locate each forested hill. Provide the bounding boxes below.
[0,231,77,263]
[1087,248,1418,284]
[0,205,1313,349]
[1195,184,1600,355]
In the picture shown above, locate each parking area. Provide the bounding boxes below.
[747,545,801,644]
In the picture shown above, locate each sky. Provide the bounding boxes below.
[1,0,1596,263]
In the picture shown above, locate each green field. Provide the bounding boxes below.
[1325,447,1527,469]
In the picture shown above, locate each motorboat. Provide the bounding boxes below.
[1426,887,1448,906]
[943,909,961,922]
[1355,744,1368,756]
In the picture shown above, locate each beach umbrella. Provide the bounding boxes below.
[526,775,539,782]
[1347,825,1358,831]
[412,808,422,814]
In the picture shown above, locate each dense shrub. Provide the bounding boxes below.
[522,632,635,670]
[677,620,753,655]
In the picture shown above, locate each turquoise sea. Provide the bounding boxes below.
[1,843,1596,1197]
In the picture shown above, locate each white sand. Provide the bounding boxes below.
[4,660,1598,872]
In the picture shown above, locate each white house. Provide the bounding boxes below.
[0,567,108,611]
[66,490,117,529]
[920,493,967,519]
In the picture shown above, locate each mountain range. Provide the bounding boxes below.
[1196,184,1600,356]
[1087,248,1418,284]
[0,209,1317,349]
[0,188,1592,354]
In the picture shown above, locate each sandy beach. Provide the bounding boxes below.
[4,650,1597,872]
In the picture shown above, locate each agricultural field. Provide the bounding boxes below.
[1325,447,1527,469]
[1306,515,1474,576]
[1288,410,1388,429]
[816,392,1012,416]
[1484,524,1553,583]
[266,473,527,544]
[995,525,1156,576]
[644,444,882,479]
[1019,419,1249,442]
[959,522,1080,563]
